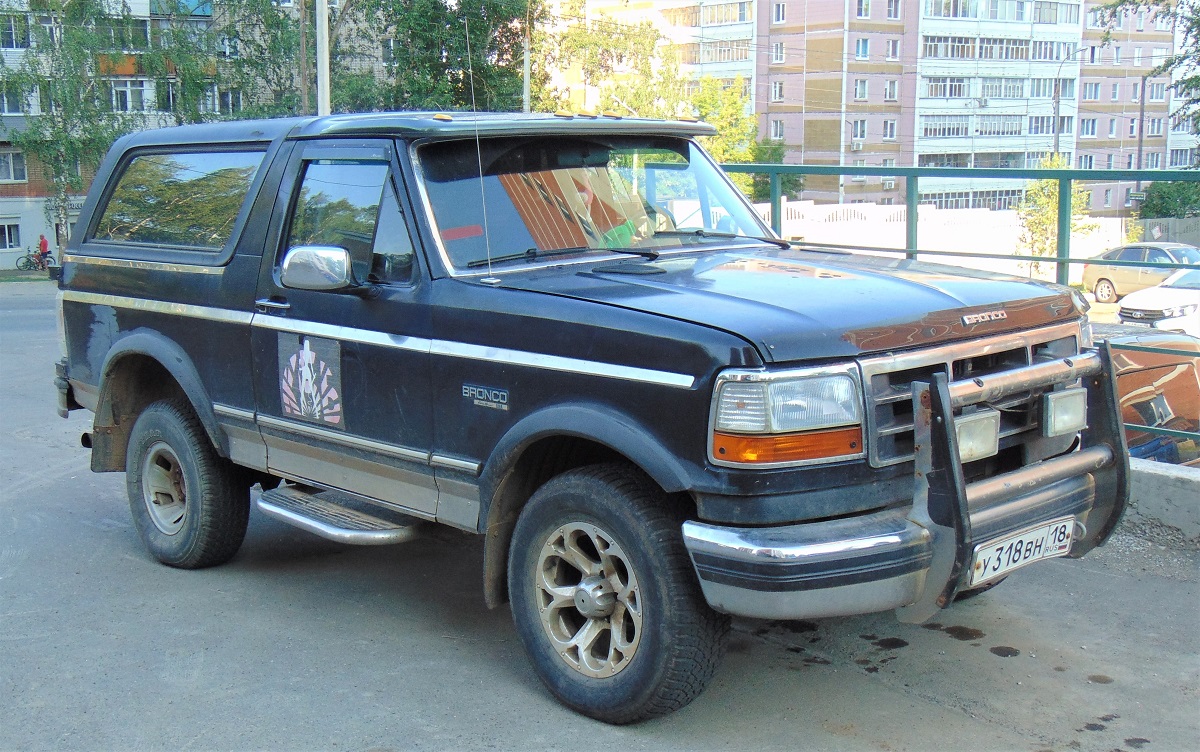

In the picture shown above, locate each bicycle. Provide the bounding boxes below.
[15,249,55,271]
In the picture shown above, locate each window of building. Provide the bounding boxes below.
[1088,45,1098,64]
[1113,46,1122,65]
[105,79,147,112]
[852,158,867,181]
[887,0,901,19]
[1134,48,1143,66]
[1173,114,1197,133]
[699,39,752,63]
[857,0,871,19]
[1146,152,1161,168]
[98,17,150,51]
[852,119,868,139]
[1124,187,1132,206]
[1109,118,1116,138]
[1080,118,1097,137]
[0,14,29,49]
[1170,148,1194,167]
[883,119,897,140]
[884,79,898,100]
[1129,117,1138,137]
[1032,40,1071,60]
[1082,82,1099,100]
[854,79,867,99]
[773,2,786,23]
[981,77,1025,98]
[0,150,27,182]
[977,115,1023,136]
[918,153,971,168]
[1131,81,1140,102]
[1148,117,1163,136]
[1152,47,1167,66]
[1029,115,1070,134]
[886,39,900,59]
[1111,83,1119,100]
[1148,82,1165,101]
[772,81,785,102]
[1137,10,1145,30]
[922,36,976,59]
[1103,189,1112,207]
[926,76,969,98]
[770,118,785,140]
[1155,11,1171,30]
[1106,154,1114,169]
[980,37,1031,60]
[701,2,752,26]
[925,0,977,18]
[0,86,21,114]
[921,115,970,137]
[974,152,1025,168]
[855,38,869,59]
[1030,78,1074,98]
[771,42,785,64]
[1077,154,1094,169]
[662,6,700,26]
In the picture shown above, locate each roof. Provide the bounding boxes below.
[118,111,716,149]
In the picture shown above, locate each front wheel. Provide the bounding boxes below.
[508,464,729,724]
[1093,278,1118,303]
[126,400,250,568]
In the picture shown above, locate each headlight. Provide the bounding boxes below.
[1163,304,1198,318]
[711,364,864,467]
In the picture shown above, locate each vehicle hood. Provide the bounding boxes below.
[501,247,1083,362]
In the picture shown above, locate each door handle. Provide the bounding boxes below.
[255,298,291,312]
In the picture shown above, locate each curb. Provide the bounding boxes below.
[1126,458,1200,540]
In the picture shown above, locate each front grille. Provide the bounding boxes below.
[1118,307,1167,322]
[858,322,1082,467]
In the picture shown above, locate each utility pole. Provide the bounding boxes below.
[523,27,531,113]
[299,0,310,113]
[1135,72,1148,192]
[316,0,331,116]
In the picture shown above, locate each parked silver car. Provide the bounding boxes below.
[1082,243,1200,303]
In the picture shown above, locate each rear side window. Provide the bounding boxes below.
[92,150,266,251]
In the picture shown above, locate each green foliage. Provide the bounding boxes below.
[1101,1,1200,127]
[691,77,755,194]
[1016,155,1099,276]
[748,139,804,203]
[1139,180,1200,218]
[0,0,141,240]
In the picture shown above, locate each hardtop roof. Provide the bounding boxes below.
[118,111,716,149]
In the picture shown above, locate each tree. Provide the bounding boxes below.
[748,138,804,203]
[0,0,143,247]
[691,76,755,195]
[1016,155,1099,277]
[1101,1,1200,127]
[1139,179,1200,217]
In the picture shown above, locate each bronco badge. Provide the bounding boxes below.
[962,310,1008,326]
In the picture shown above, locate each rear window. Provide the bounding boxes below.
[92,150,266,251]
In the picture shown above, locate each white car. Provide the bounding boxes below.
[1117,269,1200,337]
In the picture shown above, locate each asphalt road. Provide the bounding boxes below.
[1,280,1197,752]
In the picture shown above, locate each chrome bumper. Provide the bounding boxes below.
[683,346,1129,622]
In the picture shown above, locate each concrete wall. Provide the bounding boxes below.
[1127,458,1200,540]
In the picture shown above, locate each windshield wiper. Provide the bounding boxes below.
[466,246,658,268]
[654,229,791,250]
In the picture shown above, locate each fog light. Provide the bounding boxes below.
[1043,388,1088,437]
[955,409,1000,463]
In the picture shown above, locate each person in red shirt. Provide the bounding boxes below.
[37,234,49,261]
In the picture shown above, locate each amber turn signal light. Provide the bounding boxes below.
[712,426,863,465]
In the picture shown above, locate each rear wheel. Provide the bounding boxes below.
[15,255,33,271]
[1093,278,1118,303]
[507,464,729,724]
[126,400,250,568]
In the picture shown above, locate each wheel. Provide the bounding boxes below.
[16,255,33,271]
[507,463,729,724]
[45,254,56,267]
[1093,278,1118,303]
[125,400,250,568]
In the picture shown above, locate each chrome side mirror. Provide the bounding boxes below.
[280,245,356,291]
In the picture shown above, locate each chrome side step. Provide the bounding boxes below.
[256,485,422,545]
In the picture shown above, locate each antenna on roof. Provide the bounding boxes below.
[464,19,498,284]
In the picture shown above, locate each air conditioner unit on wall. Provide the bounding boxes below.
[883,179,896,190]
[851,141,864,151]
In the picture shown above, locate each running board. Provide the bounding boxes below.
[256,485,422,545]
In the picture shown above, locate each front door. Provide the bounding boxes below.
[250,139,437,516]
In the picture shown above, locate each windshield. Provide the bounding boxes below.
[416,135,772,271]
[1164,269,1200,289]
[1173,246,1200,264]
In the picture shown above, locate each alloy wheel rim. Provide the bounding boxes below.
[535,522,642,678]
[141,441,187,535]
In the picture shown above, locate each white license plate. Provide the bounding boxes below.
[1122,320,1151,327]
[969,517,1074,587]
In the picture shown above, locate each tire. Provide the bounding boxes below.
[125,399,250,568]
[16,255,34,271]
[507,463,729,724]
[1093,278,1118,303]
[45,254,56,267]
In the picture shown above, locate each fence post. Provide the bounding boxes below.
[771,171,782,236]
[1056,177,1071,286]
[906,176,919,259]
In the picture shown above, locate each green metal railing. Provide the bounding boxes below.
[721,162,1200,457]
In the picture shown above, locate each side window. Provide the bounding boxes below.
[285,160,414,284]
[1144,248,1170,264]
[1117,248,1146,263]
[93,150,265,251]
